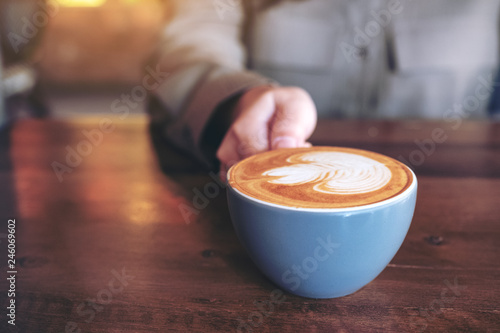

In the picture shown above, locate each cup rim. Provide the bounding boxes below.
[227,161,417,213]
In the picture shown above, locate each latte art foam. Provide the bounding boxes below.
[228,147,413,209]
[263,152,392,195]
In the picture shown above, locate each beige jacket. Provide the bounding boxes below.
[151,0,499,165]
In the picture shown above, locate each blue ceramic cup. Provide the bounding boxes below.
[226,148,417,299]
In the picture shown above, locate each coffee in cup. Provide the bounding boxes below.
[229,146,413,209]
[226,146,417,298]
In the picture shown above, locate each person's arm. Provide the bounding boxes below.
[149,0,271,168]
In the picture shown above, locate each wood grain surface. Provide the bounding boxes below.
[0,116,499,332]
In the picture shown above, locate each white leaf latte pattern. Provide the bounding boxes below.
[229,147,413,209]
[262,152,392,195]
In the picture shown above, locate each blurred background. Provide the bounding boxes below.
[1,0,499,125]
[1,0,168,122]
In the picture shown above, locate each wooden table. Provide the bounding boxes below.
[0,116,499,332]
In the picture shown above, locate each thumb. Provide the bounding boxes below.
[269,89,317,150]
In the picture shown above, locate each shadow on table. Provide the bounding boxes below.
[147,119,278,290]
[148,121,211,174]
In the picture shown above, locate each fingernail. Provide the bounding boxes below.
[272,136,297,149]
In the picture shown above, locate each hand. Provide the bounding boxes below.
[216,86,317,180]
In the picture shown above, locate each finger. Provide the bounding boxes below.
[216,130,243,171]
[301,141,313,148]
[272,136,298,149]
[270,89,317,150]
[217,88,276,174]
[229,91,276,158]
